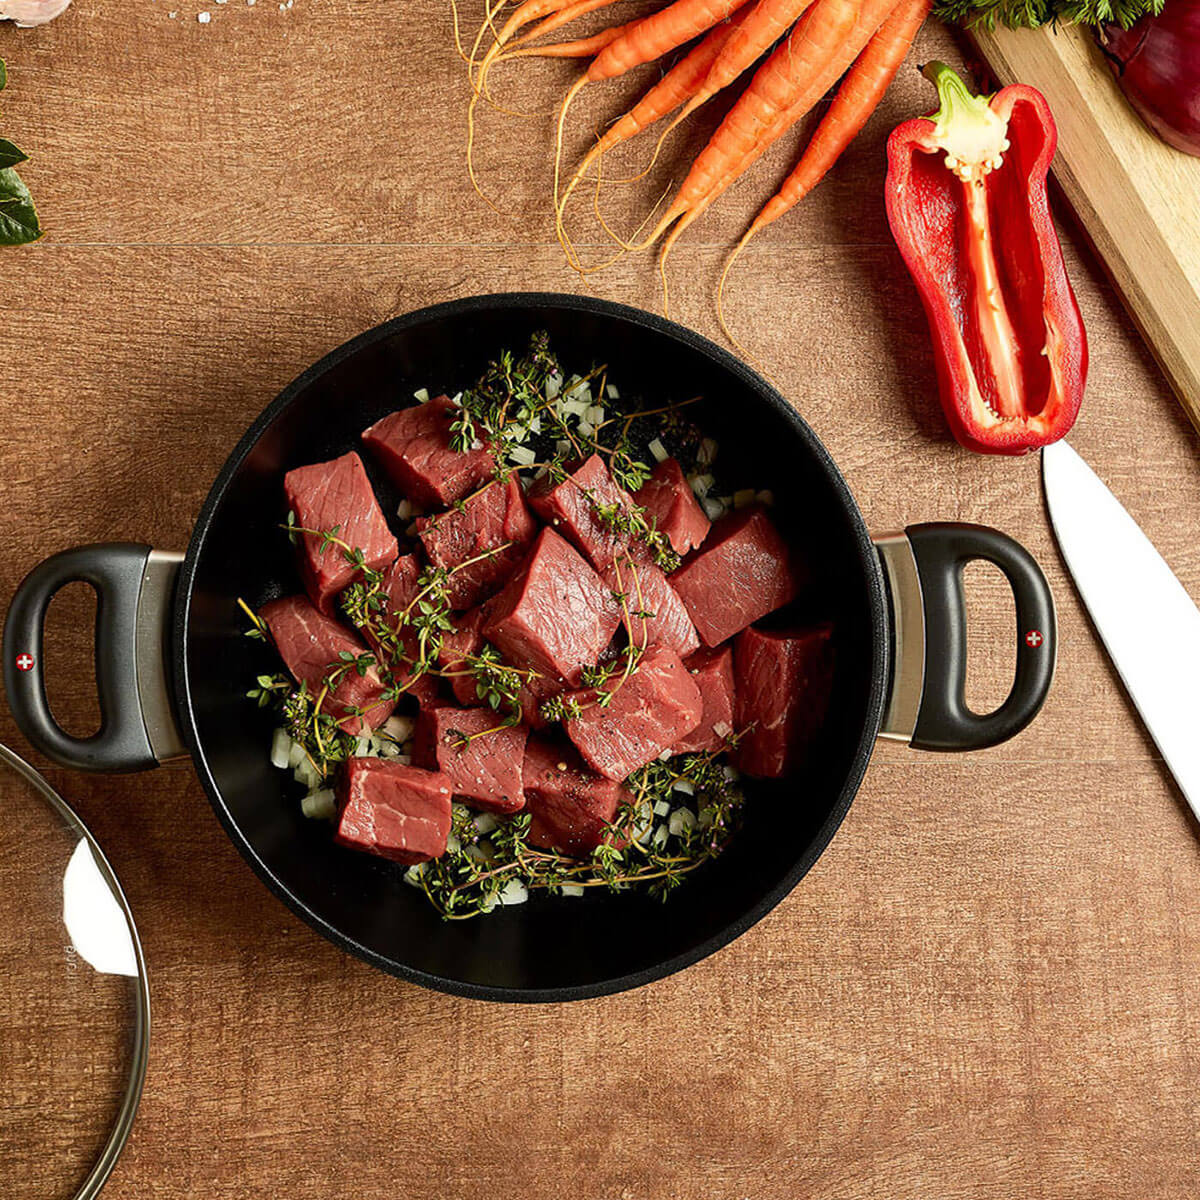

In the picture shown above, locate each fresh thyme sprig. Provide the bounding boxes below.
[410,749,747,919]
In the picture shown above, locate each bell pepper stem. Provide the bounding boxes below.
[922,61,1010,179]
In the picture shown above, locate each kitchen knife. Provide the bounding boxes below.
[1042,440,1200,818]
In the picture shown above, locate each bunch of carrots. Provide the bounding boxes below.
[460,0,931,333]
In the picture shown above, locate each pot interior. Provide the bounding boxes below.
[177,295,888,1000]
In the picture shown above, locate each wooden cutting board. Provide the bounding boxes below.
[972,23,1200,431]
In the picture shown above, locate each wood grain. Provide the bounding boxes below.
[1,5,1199,1198]
[972,23,1200,429]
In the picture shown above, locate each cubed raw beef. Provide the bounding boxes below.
[362,396,494,507]
[416,475,536,610]
[437,603,489,706]
[522,735,631,856]
[674,645,735,754]
[419,706,528,814]
[517,669,562,731]
[283,451,398,616]
[564,646,703,781]
[260,595,395,735]
[484,527,620,685]
[352,554,439,706]
[734,624,834,778]
[603,554,699,659]
[529,453,639,569]
[335,757,452,864]
[671,506,800,646]
[634,457,710,557]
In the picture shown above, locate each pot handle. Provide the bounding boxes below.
[876,522,1055,751]
[3,544,186,772]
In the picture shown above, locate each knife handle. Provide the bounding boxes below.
[905,522,1056,751]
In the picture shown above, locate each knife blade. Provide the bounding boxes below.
[1042,440,1200,818]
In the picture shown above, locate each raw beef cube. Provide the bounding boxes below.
[335,757,452,864]
[674,646,736,754]
[517,669,563,731]
[419,706,528,814]
[603,554,699,659]
[564,646,702,781]
[416,475,536,610]
[437,603,489,706]
[351,554,439,706]
[734,624,834,778]
[634,457,710,557]
[529,453,639,569]
[671,506,800,646]
[284,451,398,616]
[260,595,395,736]
[362,396,494,507]
[484,527,620,686]
[522,736,631,856]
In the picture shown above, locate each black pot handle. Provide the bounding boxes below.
[878,522,1056,751]
[3,544,184,773]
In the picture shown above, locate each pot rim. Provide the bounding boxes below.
[171,291,891,1002]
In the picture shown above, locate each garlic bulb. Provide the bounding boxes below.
[0,0,71,27]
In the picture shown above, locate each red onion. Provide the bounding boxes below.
[1098,1,1200,157]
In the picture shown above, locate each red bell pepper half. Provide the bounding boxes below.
[885,63,1087,456]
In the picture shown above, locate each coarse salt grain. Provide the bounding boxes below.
[197,9,210,19]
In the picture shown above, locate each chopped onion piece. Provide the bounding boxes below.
[403,863,427,888]
[696,437,718,467]
[446,832,462,854]
[354,735,372,757]
[405,521,419,537]
[465,844,489,863]
[287,739,307,770]
[474,812,499,834]
[413,387,430,403]
[653,798,671,817]
[577,421,594,439]
[294,759,321,789]
[585,404,605,426]
[668,808,696,837]
[702,497,726,521]
[688,472,714,499]
[756,489,775,507]
[606,384,620,400]
[449,391,463,407]
[396,499,417,521]
[673,779,695,796]
[394,754,412,766]
[652,824,669,848]
[555,439,571,456]
[270,728,293,769]
[301,789,336,820]
[510,444,537,466]
[648,437,669,464]
[383,715,414,742]
[712,721,732,739]
[733,488,756,509]
[546,372,562,400]
[528,415,542,434]
[498,879,528,906]
[561,885,585,897]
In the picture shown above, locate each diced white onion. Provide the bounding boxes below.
[668,808,696,837]
[652,824,669,848]
[465,844,489,863]
[499,879,528,906]
[546,372,562,400]
[403,863,427,888]
[294,759,321,789]
[756,489,775,507]
[577,421,594,438]
[563,397,589,417]
[673,779,695,796]
[653,798,671,817]
[723,765,739,781]
[413,387,430,403]
[287,739,307,770]
[606,384,620,400]
[393,754,412,766]
[733,488,756,509]
[528,415,542,434]
[510,445,537,466]
[354,735,371,757]
[379,742,402,758]
[712,721,732,739]
[561,885,585,898]
[301,788,336,820]
[648,437,668,464]
[658,748,673,760]
[405,521,419,537]
[702,497,728,521]
[585,404,605,425]
[449,391,463,407]
[688,472,713,499]
[474,812,499,834]
[396,499,417,521]
[555,439,571,457]
[270,728,292,769]
[696,437,718,467]
[383,715,414,742]
[446,832,462,854]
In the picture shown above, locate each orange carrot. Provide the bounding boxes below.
[754,0,928,229]
[555,10,750,235]
[621,0,863,257]
[553,0,753,261]
[716,0,927,338]
[516,0,633,47]
[507,19,637,58]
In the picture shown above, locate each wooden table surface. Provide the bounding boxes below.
[3,4,1199,1197]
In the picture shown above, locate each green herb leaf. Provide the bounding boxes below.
[0,140,26,170]
[0,60,7,91]
[0,166,41,245]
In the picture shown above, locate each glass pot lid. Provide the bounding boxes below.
[0,742,149,1200]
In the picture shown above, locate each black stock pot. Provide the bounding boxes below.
[3,294,1055,1002]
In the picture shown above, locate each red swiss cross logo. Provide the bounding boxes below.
[15,653,34,672]
[1024,630,1044,648]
